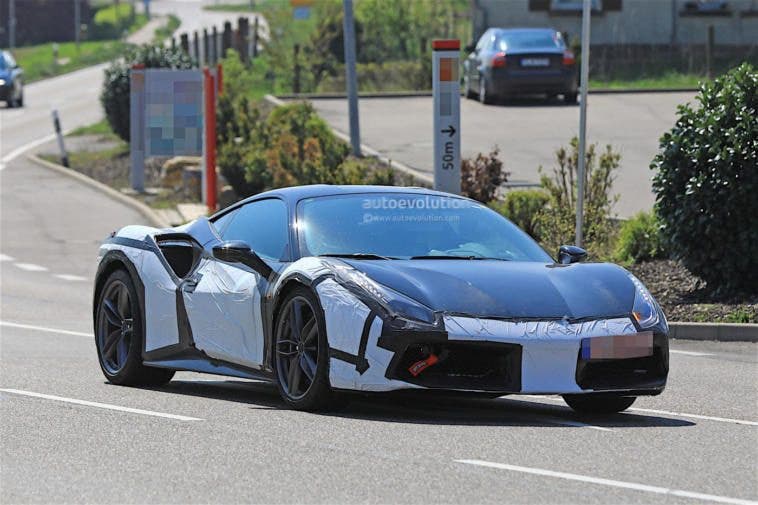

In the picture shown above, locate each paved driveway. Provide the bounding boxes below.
[308,92,696,218]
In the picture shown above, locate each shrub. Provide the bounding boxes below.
[461,147,509,203]
[614,211,667,264]
[90,3,137,40]
[651,63,757,294]
[100,45,195,143]
[538,137,620,259]
[489,189,549,241]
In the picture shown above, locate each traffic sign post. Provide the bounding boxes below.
[432,39,461,194]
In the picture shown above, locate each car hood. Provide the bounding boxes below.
[341,259,636,321]
[0,70,11,80]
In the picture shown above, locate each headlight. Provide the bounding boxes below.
[627,273,664,329]
[0,79,6,86]
[330,263,437,328]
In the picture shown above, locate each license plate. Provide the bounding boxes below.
[580,332,654,360]
[521,58,550,67]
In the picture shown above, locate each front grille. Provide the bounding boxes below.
[575,333,669,391]
[389,341,522,392]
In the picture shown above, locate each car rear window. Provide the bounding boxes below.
[496,31,564,51]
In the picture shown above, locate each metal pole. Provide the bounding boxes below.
[706,25,714,80]
[575,0,591,247]
[74,0,81,48]
[9,0,16,49]
[52,110,70,168]
[342,0,361,157]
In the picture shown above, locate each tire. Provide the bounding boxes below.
[564,92,578,104]
[479,75,494,105]
[17,90,23,107]
[562,394,636,414]
[464,74,475,99]
[95,269,174,386]
[273,286,337,411]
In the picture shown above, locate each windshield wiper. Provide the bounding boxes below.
[410,255,510,261]
[319,253,398,260]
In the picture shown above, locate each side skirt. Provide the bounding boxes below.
[144,356,275,382]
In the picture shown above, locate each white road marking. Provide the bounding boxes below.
[13,263,49,272]
[671,350,714,357]
[0,389,203,421]
[0,320,92,337]
[544,418,613,432]
[518,395,758,427]
[0,254,14,262]
[54,274,88,282]
[0,132,58,170]
[628,407,758,427]
[455,460,758,505]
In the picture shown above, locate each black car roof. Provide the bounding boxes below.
[210,185,469,219]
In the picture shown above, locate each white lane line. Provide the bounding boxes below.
[0,389,203,422]
[13,263,49,272]
[0,320,92,337]
[0,254,14,262]
[455,460,758,505]
[54,273,88,282]
[544,418,613,432]
[671,350,714,357]
[518,395,758,427]
[0,132,58,170]
[628,407,758,427]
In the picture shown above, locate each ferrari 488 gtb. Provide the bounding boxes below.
[93,186,668,413]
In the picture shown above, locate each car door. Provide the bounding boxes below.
[183,198,290,369]
[469,30,491,90]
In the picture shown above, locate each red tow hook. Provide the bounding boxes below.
[408,353,439,377]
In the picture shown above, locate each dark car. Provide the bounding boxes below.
[0,50,24,108]
[463,28,577,104]
[93,185,668,414]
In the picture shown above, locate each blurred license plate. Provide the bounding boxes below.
[581,332,654,360]
[521,58,550,67]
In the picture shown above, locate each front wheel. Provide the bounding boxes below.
[479,75,494,105]
[95,269,174,386]
[274,287,337,411]
[563,394,636,414]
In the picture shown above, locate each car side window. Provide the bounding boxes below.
[220,199,289,261]
[475,30,489,52]
[211,209,237,237]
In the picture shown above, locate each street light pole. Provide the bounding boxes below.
[74,0,81,49]
[575,0,591,247]
[342,0,361,157]
[9,0,16,49]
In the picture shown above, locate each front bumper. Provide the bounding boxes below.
[318,279,668,395]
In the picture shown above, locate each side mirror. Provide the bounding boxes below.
[464,43,475,53]
[213,240,273,279]
[558,245,587,265]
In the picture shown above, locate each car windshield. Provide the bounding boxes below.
[297,193,553,262]
[496,31,564,51]
[0,53,6,70]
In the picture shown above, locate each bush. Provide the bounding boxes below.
[461,147,509,203]
[90,3,137,40]
[614,211,667,264]
[538,138,620,259]
[489,189,549,241]
[100,45,195,143]
[651,63,758,294]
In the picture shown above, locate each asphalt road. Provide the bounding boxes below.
[307,92,697,218]
[1,5,757,503]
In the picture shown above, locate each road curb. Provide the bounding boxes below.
[263,94,433,186]
[669,322,758,342]
[27,153,170,229]
[275,87,698,100]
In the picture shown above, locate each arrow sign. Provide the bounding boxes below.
[441,125,456,137]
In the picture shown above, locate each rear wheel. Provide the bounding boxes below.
[564,92,578,104]
[479,75,494,105]
[464,73,475,99]
[563,394,636,414]
[95,269,174,386]
[274,287,336,411]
